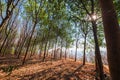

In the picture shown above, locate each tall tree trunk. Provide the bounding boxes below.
[52,48,54,58]
[92,21,104,80]
[75,39,78,62]
[0,34,8,54]
[39,42,43,58]
[2,36,12,56]
[46,42,50,57]
[0,16,9,29]
[65,48,67,60]
[22,22,36,65]
[54,38,57,59]
[83,35,87,65]
[0,21,16,55]
[30,46,35,58]
[14,37,21,56]
[51,41,54,59]
[99,0,120,79]
[95,54,99,73]
[60,40,62,59]
[17,36,27,59]
[42,41,48,62]
[30,38,37,57]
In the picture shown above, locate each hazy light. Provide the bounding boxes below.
[85,14,98,21]
[92,15,97,20]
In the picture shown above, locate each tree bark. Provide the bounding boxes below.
[65,48,67,60]
[22,22,36,65]
[0,0,20,29]
[42,41,48,62]
[60,40,62,59]
[54,38,57,59]
[0,35,8,55]
[83,35,87,65]
[92,21,104,80]
[99,0,120,80]
[17,36,27,59]
[39,42,43,58]
[46,42,50,57]
[30,38,37,58]
[75,39,78,62]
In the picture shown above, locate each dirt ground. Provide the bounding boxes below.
[0,56,110,80]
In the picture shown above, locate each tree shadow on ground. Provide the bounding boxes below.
[12,63,83,80]
[1,56,108,80]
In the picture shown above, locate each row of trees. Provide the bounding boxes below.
[0,0,120,80]
[0,0,75,63]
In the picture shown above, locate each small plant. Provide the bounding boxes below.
[1,65,17,75]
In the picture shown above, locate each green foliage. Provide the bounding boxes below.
[113,0,120,24]
[1,65,17,75]
[1,0,119,58]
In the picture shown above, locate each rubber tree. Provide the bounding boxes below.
[99,0,120,79]
[67,0,104,79]
[22,0,46,65]
[74,22,80,62]
[80,20,90,65]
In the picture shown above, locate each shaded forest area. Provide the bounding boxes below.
[0,0,120,80]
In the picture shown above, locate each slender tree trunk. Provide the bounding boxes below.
[31,47,36,57]
[95,54,99,73]
[92,21,104,80]
[42,27,51,60]
[60,40,62,59]
[15,30,26,56]
[54,38,57,59]
[30,38,37,57]
[99,0,120,79]
[14,38,21,56]
[52,48,54,58]
[17,36,27,59]
[30,46,35,58]
[22,22,36,65]
[17,43,24,58]
[51,41,54,59]
[2,37,12,56]
[46,42,50,57]
[2,31,16,56]
[65,47,67,60]
[0,35,8,54]
[83,35,87,65]
[0,16,9,29]
[42,41,48,62]
[51,48,54,64]
[75,39,78,62]
[54,44,56,59]
[39,42,43,58]
[2,43,8,56]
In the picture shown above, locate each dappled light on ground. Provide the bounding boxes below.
[0,57,109,80]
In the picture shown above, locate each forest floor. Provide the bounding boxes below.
[0,55,110,80]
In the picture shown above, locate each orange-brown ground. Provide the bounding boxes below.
[0,56,110,80]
